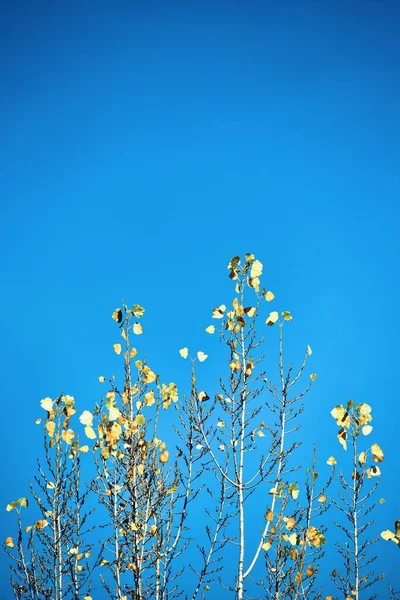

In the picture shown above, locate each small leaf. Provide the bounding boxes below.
[80,445,89,453]
[212,305,226,319]
[310,373,317,381]
[160,450,169,464]
[362,425,373,436]
[79,410,93,427]
[318,494,326,503]
[371,443,384,463]
[265,291,275,302]
[85,426,96,440]
[179,347,189,359]
[217,421,225,428]
[262,542,271,551]
[282,311,292,321]
[98,376,105,383]
[197,351,208,362]
[133,304,145,318]
[250,259,263,279]
[327,456,337,466]
[113,343,122,355]
[4,536,14,548]
[130,347,137,358]
[112,308,122,323]
[266,311,279,326]
[307,345,312,355]
[133,323,143,335]
[40,397,53,412]
[205,325,215,334]
[381,530,396,541]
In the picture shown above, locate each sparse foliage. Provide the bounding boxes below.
[3,254,397,599]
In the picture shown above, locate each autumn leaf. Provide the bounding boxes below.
[112,308,122,323]
[212,305,226,319]
[265,291,275,302]
[306,565,315,578]
[160,450,169,464]
[179,347,188,359]
[4,537,14,548]
[262,542,271,551]
[62,429,75,445]
[362,425,373,436]
[318,494,326,503]
[197,351,208,362]
[46,421,56,437]
[310,373,317,381]
[205,325,215,334]
[34,519,49,530]
[307,345,312,355]
[282,311,292,321]
[266,311,279,326]
[113,343,122,355]
[250,259,263,279]
[85,426,96,440]
[98,376,105,383]
[133,323,143,335]
[371,443,384,462]
[79,410,93,427]
[133,304,145,318]
[40,397,53,412]
[80,445,89,453]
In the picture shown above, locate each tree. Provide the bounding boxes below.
[3,253,395,600]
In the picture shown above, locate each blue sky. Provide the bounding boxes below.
[1,0,399,597]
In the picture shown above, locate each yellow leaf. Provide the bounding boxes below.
[144,390,155,406]
[306,565,315,578]
[250,259,263,279]
[47,481,55,489]
[282,311,292,321]
[198,391,210,402]
[35,418,41,425]
[265,509,274,521]
[69,547,79,555]
[46,421,56,437]
[197,351,208,362]
[212,305,226,319]
[34,519,49,530]
[217,421,225,428]
[381,530,396,541]
[358,451,367,464]
[371,443,384,462]
[266,311,279,326]
[85,426,96,440]
[25,526,32,532]
[265,291,274,302]
[98,375,105,383]
[257,430,265,437]
[327,456,337,466]
[262,542,271,551]
[179,347,188,359]
[307,345,312,355]
[4,536,14,548]
[113,343,122,355]
[133,323,143,335]
[109,406,121,421]
[160,450,169,464]
[205,325,215,334]
[310,373,317,381]
[62,429,75,445]
[380,498,385,504]
[130,347,137,359]
[362,425,373,436]
[40,397,53,412]
[286,517,296,530]
[318,494,326,503]
[79,410,93,427]
[112,308,122,323]
[80,445,89,453]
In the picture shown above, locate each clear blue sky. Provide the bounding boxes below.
[1,0,399,597]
